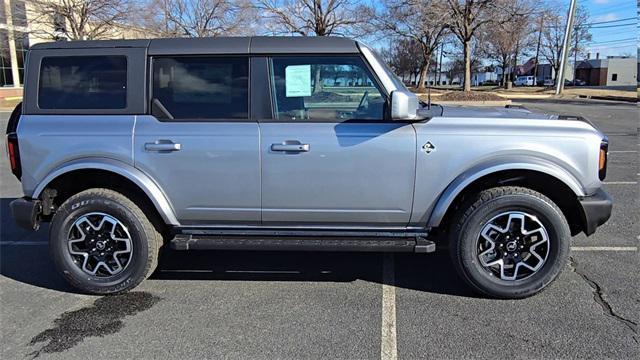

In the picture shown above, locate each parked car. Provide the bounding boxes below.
[7,37,612,298]
[564,79,586,86]
[543,78,555,86]
[514,76,536,86]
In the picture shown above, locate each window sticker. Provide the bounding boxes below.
[285,65,311,97]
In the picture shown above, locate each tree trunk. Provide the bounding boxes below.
[417,61,429,91]
[313,67,323,94]
[463,40,471,92]
[502,66,509,89]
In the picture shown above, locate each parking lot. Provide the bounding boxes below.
[1,100,638,359]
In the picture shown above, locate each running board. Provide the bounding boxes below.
[169,234,435,253]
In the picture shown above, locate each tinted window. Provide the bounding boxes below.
[153,57,248,120]
[39,56,127,109]
[270,56,385,122]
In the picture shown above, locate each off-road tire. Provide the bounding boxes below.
[50,188,161,294]
[450,186,571,299]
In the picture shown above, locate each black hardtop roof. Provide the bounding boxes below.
[30,36,361,54]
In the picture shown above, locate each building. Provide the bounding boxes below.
[1,0,148,89]
[472,68,499,86]
[517,58,574,85]
[575,56,638,86]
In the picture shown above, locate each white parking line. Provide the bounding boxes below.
[381,253,397,360]
[224,270,300,274]
[603,181,637,185]
[609,150,637,153]
[0,241,48,245]
[571,246,638,251]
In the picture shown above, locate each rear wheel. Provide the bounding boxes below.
[450,186,570,298]
[50,188,161,294]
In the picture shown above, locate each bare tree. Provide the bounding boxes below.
[541,3,591,83]
[482,23,515,88]
[255,0,373,36]
[26,0,134,40]
[445,0,514,92]
[142,0,255,37]
[384,38,424,85]
[375,0,448,91]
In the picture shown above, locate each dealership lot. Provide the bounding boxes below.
[1,100,638,359]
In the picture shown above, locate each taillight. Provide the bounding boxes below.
[598,139,608,181]
[6,133,21,180]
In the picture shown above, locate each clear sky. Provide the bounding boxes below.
[580,0,638,57]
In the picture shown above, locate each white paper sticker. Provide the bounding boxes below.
[285,65,312,97]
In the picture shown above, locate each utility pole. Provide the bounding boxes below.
[533,16,544,86]
[573,27,579,84]
[438,45,444,85]
[556,0,577,95]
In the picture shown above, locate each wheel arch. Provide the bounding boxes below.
[428,164,587,236]
[33,158,179,226]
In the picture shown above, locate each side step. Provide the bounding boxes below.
[169,234,436,253]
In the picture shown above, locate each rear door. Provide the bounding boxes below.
[134,56,260,226]
[260,55,416,227]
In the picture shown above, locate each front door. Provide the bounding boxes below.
[260,56,416,227]
[134,56,260,226]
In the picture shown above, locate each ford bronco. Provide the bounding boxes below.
[7,37,612,298]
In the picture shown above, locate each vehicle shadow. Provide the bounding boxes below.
[1,198,476,297]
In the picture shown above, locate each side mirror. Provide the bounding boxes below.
[390,90,420,120]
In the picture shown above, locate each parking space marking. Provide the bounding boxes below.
[224,270,301,274]
[381,253,397,360]
[0,241,48,245]
[603,181,637,185]
[571,246,638,252]
[608,150,637,153]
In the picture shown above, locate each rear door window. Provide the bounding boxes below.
[39,56,127,109]
[152,56,248,120]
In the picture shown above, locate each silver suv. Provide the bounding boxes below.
[7,37,612,298]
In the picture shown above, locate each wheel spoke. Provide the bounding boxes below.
[66,212,133,278]
[476,211,550,281]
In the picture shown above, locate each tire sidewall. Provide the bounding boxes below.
[50,194,151,294]
[456,194,570,298]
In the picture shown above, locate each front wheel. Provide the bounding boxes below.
[50,188,161,295]
[450,186,571,299]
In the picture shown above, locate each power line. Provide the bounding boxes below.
[544,22,635,29]
[589,23,636,29]
[587,17,635,25]
[588,37,637,45]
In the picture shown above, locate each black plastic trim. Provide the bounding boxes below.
[579,188,613,236]
[9,198,42,231]
[170,234,435,253]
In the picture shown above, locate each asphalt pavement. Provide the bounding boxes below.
[1,100,638,359]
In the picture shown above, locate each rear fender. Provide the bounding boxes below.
[32,157,179,225]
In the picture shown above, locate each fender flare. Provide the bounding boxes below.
[32,158,179,225]
[426,157,585,228]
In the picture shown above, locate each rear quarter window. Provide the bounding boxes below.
[38,56,127,109]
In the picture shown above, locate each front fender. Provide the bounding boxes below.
[425,157,585,228]
[32,157,179,225]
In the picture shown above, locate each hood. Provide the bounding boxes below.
[435,104,557,120]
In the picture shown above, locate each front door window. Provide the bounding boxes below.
[269,56,386,122]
